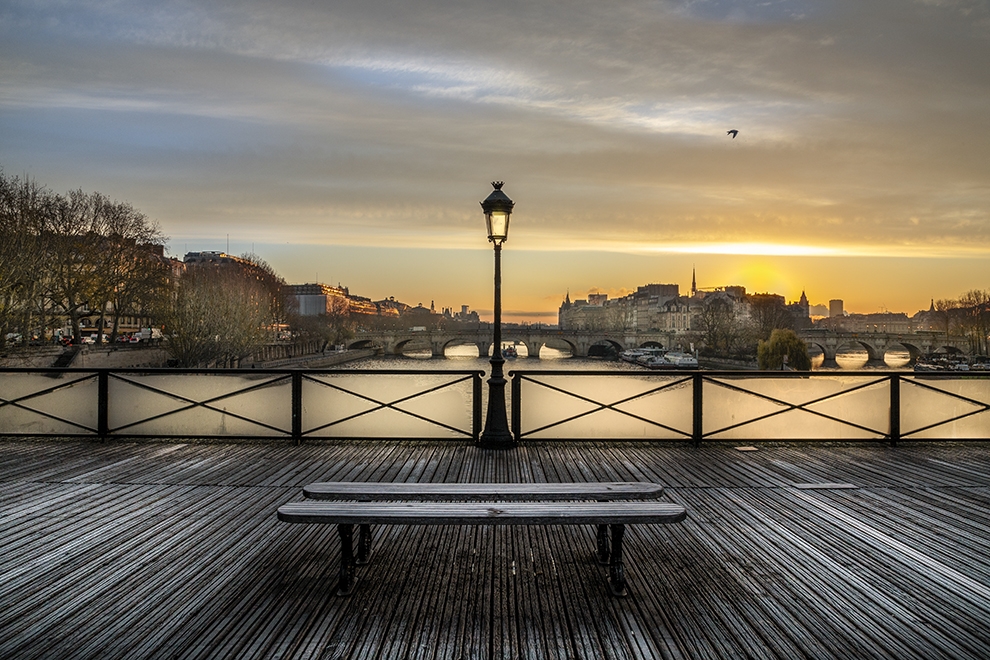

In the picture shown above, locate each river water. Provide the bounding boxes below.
[342,345,914,372]
[341,345,643,373]
[333,345,915,440]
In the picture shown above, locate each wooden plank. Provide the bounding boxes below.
[277,501,688,526]
[302,480,665,501]
[6,440,990,659]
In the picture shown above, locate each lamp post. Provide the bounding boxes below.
[479,181,515,449]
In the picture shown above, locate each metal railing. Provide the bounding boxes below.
[0,368,484,443]
[509,370,990,444]
[1,367,987,443]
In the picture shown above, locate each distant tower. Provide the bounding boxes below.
[829,299,844,318]
[799,290,809,317]
[559,291,573,329]
[691,267,697,298]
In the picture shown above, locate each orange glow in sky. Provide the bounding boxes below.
[2,1,987,323]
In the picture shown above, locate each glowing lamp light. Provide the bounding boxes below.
[481,181,514,244]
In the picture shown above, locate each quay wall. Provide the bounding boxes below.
[0,344,373,370]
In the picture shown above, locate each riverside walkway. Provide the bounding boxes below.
[3,439,990,659]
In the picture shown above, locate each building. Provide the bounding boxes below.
[829,299,844,318]
[183,251,253,267]
[442,305,481,326]
[820,312,914,333]
[558,292,624,331]
[286,283,350,316]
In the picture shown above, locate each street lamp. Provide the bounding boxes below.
[479,181,515,449]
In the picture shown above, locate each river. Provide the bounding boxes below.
[341,345,915,372]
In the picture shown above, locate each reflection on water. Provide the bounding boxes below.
[340,345,644,427]
[344,344,640,373]
[829,350,912,370]
[347,345,916,372]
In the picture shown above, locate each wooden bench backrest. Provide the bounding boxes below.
[303,481,664,501]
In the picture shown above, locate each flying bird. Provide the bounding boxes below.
[727,129,738,138]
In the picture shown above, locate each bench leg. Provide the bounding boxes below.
[357,523,372,565]
[607,524,628,597]
[336,524,357,596]
[596,524,610,565]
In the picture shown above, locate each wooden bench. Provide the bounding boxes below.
[277,482,686,597]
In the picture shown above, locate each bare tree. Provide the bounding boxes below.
[294,295,354,353]
[697,296,742,356]
[748,295,794,342]
[0,172,51,348]
[933,298,961,338]
[161,266,272,367]
[39,189,109,342]
[239,253,295,341]
[958,290,990,356]
[86,193,169,342]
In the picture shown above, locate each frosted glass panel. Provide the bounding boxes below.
[0,372,99,435]
[902,377,990,439]
[304,373,474,438]
[703,376,889,440]
[108,373,292,436]
[518,375,692,439]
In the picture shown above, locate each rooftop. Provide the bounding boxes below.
[2,439,990,659]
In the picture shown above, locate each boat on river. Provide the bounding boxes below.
[665,351,699,368]
[622,347,699,370]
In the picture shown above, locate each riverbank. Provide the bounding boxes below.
[0,345,376,369]
[251,348,376,369]
[698,356,759,370]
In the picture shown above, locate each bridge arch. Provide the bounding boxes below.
[587,338,625,358]
[541,337,578,358]
[884,341,924,366]
[834,339,885,367]
[347,339,377,351]
[437,338,481,357]
[390,337,440,357]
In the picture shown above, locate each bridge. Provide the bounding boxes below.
[796,330,970,367]
[348,327,971,362]
[347,328,684,358]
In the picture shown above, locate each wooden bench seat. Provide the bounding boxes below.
[278,482,686,597]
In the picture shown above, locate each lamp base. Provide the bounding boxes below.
[478,371,515,450]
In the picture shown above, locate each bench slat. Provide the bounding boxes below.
[302,481,665,501]
[278,501,687,526]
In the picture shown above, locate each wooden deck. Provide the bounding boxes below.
[2,439,990,659]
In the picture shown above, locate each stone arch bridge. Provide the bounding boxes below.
[348,328,971,363]
[347,329,685,359]
[796,331,970,368]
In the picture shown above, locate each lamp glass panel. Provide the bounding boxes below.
[487,210,509,241]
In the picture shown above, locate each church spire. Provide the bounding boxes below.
[691,267,697,297]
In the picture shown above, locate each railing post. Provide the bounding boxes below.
[98,370,109,440]
[889,374,900,447]
[511,372,521,443]
[692,373,703,447]
[291,371,303,445]
[473,372,483,442]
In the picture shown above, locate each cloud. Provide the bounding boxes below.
[1,0,988,298]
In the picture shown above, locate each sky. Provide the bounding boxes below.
[1,0,988,323]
